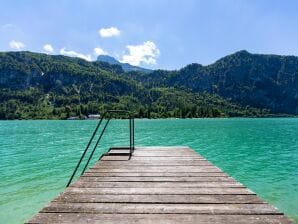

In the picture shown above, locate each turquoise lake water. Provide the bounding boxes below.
[0,118,297,223]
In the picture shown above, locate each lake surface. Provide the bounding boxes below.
[0,118,297,223]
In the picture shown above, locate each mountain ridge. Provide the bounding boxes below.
[0,50,297,119]
[124,50,298,114]
[97,55,152,73]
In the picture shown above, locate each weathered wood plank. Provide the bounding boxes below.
[134,146,195,150]
[94,164,215,168]
[101,156,206,161]
[93,164,215,168]
[132,149,200,156]
[89,166,222,172]
[83,172,228,177]
[134,150,199,154]
[98,160,213,166]
[54,194,264,204]
[109,150,199,157]
[130,157,207,161]
[41,202,281,215]
[71,181,244,188]
[29,213,293,224]
[101,155,130,161]
[111,148,196,152]
[27,213,293,224]
[108,149,131,154]
[135,147,192,150]
[65,187,255,195]
[79,176,235,182]
[133,154,200,157]
[133,147,195,152]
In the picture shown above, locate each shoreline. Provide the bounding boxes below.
[0,116,297,121]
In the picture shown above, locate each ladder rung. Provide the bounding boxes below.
[106,152,131,156]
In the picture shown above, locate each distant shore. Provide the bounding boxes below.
[0,115,297,121]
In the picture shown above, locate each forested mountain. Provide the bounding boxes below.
[0,50,296,119]
[124,50,298,114]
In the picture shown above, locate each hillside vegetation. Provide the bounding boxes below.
[0,51,296,119]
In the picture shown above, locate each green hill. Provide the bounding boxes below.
[124,50,298,114]
[0,51,296,119]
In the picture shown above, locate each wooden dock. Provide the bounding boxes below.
[27,146,293,223]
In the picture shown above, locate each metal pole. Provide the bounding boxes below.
[66,112,106,187]
[132,117,135,152]
[129,116,132,158]
[80,116,111,175]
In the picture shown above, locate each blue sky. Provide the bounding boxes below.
[1,0,298,69]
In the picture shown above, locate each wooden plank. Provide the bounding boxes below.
[134,150,197,153]
[133,151,198,153]
[97,164,215,166]
[41,202,281,214]
[101,155,130,161]
[27,214,293,224]
[65,187,255,195]
[98,160,213,166]
[108,150,199,156]
[79,176,235,182]
[133,150,198,154]
[101,155,206,161]
[54,194,264,204]
[133,153,199,157]
[71,181,244,188]
[135,156,200,159]
[83,172,229,177]
[135,147,192,150]
[132,149,199,156]
[134,150,200,154]
[109,149,131,154]
[130,157,207,161]
[94,164,215,168]
[88,166,222,172]
[135,147,195,151]
[111,148,196,153]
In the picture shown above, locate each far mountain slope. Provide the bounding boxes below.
[125,50,298,114]
[0,51,266,119]
[97,55,152,73]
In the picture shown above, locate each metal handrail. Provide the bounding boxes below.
[66,110,135,187]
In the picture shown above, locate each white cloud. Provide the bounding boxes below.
[9,40,26,50]
[43,44,54,53]
[60,48,92,61]
[99,27,121,38]
[93,47,106,56]
[121,41,160,66]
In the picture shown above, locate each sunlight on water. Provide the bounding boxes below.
[0,118,297,223]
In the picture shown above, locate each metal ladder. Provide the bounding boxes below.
[66,110,135,187]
